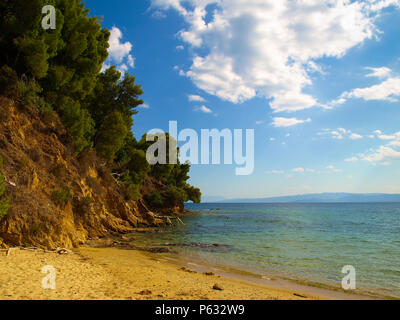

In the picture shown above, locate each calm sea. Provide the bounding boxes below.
[135,203,400,298]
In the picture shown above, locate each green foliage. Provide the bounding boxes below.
[87,67,143,130]
[0,0,201,210]
[0,0,109,153]
[0,65,43,107]
[145,190,164,208]
[121,174,141,201]
[119,149,150,201]
[184,184,202,204]
[163,186,188,207]
[58,97,95,153]
[95,111,128,162]
[51,188,72,207]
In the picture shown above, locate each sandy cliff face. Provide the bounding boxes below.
[0,98,166,249]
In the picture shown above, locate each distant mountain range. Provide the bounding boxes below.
[206,193,400,203]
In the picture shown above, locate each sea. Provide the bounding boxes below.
[133,203,400,299]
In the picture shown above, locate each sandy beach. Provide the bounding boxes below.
[0,247,327,300]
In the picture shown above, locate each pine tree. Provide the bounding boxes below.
[95,111,128,162]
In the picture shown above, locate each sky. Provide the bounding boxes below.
[85,0,400,200]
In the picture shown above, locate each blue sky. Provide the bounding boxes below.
[85,0,400,200]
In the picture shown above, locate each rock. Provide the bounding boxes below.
[56,247,70,255]
[180,267,197,273]
[138,289,152,295]
[145,247,171,253]
[212,284,223,291]
[204,272,215,276]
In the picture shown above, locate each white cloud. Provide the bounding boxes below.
[151,0,399,112]
[388,140,400,147]
[272,117,311,128]
[350,133,363,140]
[347,130,400,165]
[256,121,264,125]
[188,94,206,102]
[362,146,400,164]
[326,165,342,173]
[319,128,363,140]
[104,27,135,75]
[195,105,213,114]
[378,134,396,140]
[345,157,359,162]
[342,76,400,102]
[270,170,285,174]
[108,27,133,63]
[176,45,185,51]
[365,67,391,79]
[127,55,135,68]
[269,137,276,142]
[293,167,305,173]
[372,129,399,140]
[139,103,150,109]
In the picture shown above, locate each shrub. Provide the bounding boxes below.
[145,190,164,208]
[163,186,188,207]
[51,189,72,207]
[184,185,202,204]
[38,102,57,125]
[121,173,141,201]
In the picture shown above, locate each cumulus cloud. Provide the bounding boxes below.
[362,146,400,164]
[151,0,399,112]
[342,76,400,102]
[346,130,400,164]
[272,117,311,128]
[103,27,135,75]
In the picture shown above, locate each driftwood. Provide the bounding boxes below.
[154,214,185,226]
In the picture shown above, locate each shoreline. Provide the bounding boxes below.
[161,251,381,300]
[0,246,381,300]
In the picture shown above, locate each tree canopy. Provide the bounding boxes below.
[0,0,201,207]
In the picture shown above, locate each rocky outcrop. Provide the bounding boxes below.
[0,98,168,249]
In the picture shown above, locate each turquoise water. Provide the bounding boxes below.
[137,203,400,298]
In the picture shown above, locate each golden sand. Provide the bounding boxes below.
[0,247,326,300]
